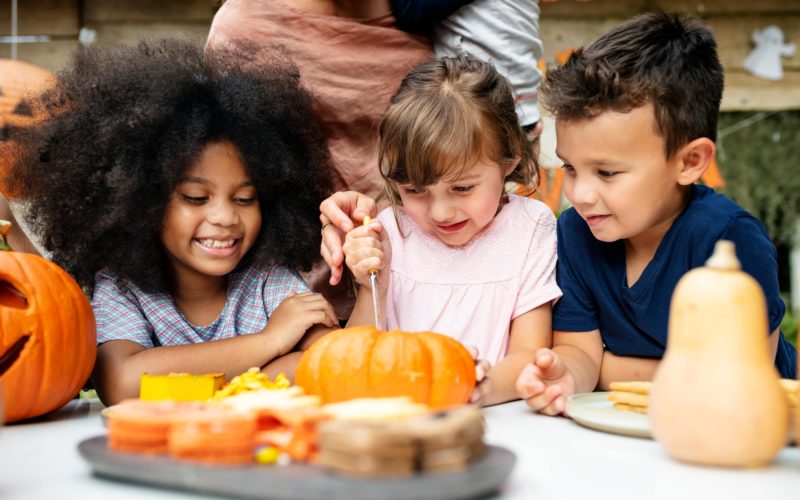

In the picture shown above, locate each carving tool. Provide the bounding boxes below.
[363,216,381,328]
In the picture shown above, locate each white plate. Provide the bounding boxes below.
[566,392,651,439]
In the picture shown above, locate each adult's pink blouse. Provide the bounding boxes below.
[206,0,432,198]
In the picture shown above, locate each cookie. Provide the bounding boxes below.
[612,402,648,414]
[779,379,798,408]
[608,391,649,408]
[608,381,651,395]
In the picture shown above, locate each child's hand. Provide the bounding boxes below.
[265,291,338,355]
[466,346,492,406]
[515,348,577,416]
[319,191,378,286]
[342,219,390,291]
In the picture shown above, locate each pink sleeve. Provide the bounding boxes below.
[513,211,562,319]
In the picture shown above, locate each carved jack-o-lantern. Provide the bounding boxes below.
[0,221,96,423]
[0,59,53,131]
[0,59,54,199]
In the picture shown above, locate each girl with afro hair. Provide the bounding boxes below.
[10,39,338,405]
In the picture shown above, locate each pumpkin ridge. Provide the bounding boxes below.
[56,259,95,398]
[294,327,474,408]
[296,329,339,396]
[19,257,47,417]
[0,240,96,422]
[34,257,61,413]
[358,327,381,401]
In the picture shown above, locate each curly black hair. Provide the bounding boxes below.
[10,39,333,292]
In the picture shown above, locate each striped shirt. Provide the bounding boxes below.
[92,265,309,347]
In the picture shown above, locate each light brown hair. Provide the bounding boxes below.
[379,55,538,204]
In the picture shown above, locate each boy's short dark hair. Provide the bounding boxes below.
[541,12,724,158]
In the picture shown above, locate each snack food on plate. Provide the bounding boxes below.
[319,421,417,476]
[219,387,324,461]
[140,373,225,402]
[169,410,257,465]
[608,379,798,416]
[317,401,485,477]
[213,367,290,400]
[779,378,798,409]
[105,369,489,472]
[607,392,649,413]
[608,381,651,395]
[106,400,211,454]
[607,381,651,414]
[401,405,486,472]
[321,397,429,422]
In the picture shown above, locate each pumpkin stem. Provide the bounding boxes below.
[0,220,12,251]
[705,239,741,271]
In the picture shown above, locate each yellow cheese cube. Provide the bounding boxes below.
[139,373,226,401]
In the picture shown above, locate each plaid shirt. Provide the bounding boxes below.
[92,265,309,347]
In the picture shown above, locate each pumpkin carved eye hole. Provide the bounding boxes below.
[0,334,30,377]
[0,280,28,309]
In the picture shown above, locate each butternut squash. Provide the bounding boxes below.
[796,357,800,442]
[649,240,789,467]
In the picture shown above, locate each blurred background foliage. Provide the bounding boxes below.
[717,111,800,246]
[717,111,799,347]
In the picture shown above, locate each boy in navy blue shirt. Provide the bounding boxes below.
[515,12,797,415]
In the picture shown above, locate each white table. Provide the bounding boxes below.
[1,399,798,500]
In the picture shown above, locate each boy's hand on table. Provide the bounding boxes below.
[516,348,576,416]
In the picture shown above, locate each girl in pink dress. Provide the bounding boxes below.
[340,55,561,406]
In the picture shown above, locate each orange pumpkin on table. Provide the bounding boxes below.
[0,220,96,423]
[296,326,476,409]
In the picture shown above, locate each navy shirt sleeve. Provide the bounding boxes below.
[719,215,785,333]
[552,209,600,332]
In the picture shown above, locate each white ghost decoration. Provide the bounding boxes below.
[744,25,796,81]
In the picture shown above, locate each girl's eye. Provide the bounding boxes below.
[402,186,425,196]
[234,197,257,206]
[561,164,576,174]
[598,170,618,178]
[452,185,474,193]
[181,195,208,204]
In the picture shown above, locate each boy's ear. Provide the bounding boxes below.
[675,138,716,186]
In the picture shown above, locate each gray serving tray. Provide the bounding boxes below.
[78,436,515,500]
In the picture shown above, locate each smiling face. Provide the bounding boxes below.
[396,158,509,247]
[556,104,690,248]
[161,141,261,284]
